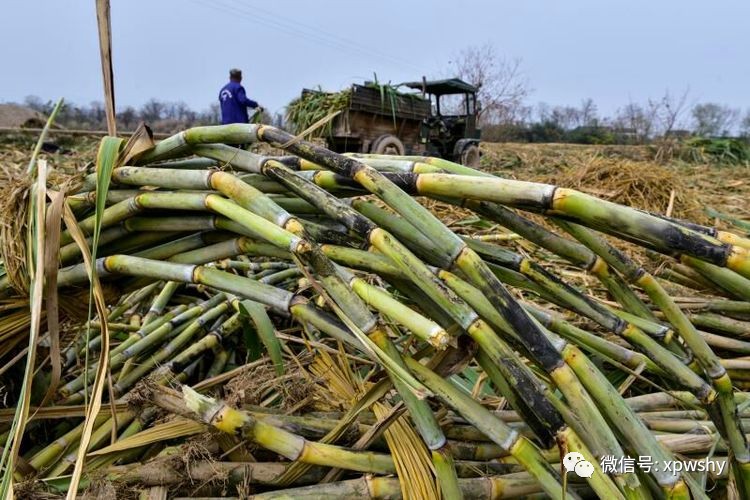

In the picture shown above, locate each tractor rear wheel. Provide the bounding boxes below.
[460,144,481,167]
[371,135,405,156]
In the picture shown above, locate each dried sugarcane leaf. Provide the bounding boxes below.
[88,419,205,456]
[0,160,47,497]
[38,189,65,408]
[95,0,116,135]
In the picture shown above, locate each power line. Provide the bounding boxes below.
[187,0,429,76]
[225,0,423,72]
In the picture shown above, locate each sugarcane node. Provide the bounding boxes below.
[181,385,247,433]
[612,318,630,336]
[207,327,223,343]
[728,246,750,267]
[719,231,747,246]
[684,350,697,367]
[662,329,674,344]
[321,171,364,191]
[132,192,148,211]
[712,371,734,390]
[276,155,302,170]
[288,294,309,309]
[206,169,224,190]
[380,172,420,195]
[260,126,354,176]
[662,227,732,266]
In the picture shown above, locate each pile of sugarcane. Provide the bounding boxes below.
[1,122,750,499]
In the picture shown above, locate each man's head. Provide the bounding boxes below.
[229,68,242,82]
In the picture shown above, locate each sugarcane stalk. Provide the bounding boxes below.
[206,347,230,378]
[44,412,134,478]
[261,133,704,495]
[64,281,162,364]
[60,293,228,398]
[681,255,750,301]
[347,275,449,349]
[141,281,181,326]
[414,166,654,318]
[108,167,465,486]
[556,218,750,494]
[405,357,613,499]
[146,384,396,474]
[335,151,750,283]
[13,123,747,498]
[373,171,750,278]
[26,413,112,473]
[114,311,242,396]
[101,167,433,398]
[262,158,657,478]
[257,160,571,447]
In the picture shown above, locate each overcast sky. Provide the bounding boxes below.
[2,0,749,118]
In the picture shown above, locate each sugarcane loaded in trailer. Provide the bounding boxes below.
[297,78,482,166]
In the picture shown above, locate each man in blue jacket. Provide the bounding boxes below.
[219,69,262,124]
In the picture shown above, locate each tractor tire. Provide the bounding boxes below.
[370,135,405,156]
[460,144,481,167]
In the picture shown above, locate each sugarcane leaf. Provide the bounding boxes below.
[42,476,77,494]
[61,199,112,499]
[460,365,494,397]
[453,215,492,228]
[448,374,474,395]
[239,310,262,362]
[0,403,130,422]
[26,98,63,175]
[238,300,284,375]
[705,206,750,232]
[92,137,124,255]
[91,125,152,262]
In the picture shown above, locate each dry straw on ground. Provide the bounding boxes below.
[539,157,703,221]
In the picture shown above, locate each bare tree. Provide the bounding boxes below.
[513,104,534,126]
[198,103,221,124]
[614,100,656,142]
[117,106,138,130]
[649,88,690,136]
[551,106,580,130]
[17,95,226,131]
[24,95,53,115]
[536,103,583,130]
[174,101,196,123]
[535,102,551,122]
[691,102,740,137]
[89,101,106,127]
[449,42,530,124]
[577,98,599,127]
[140,98,165,123]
